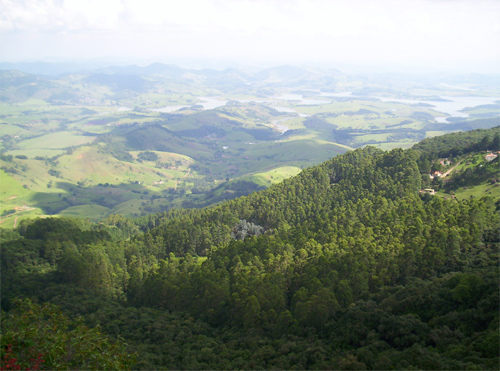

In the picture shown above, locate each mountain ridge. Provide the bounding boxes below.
[1,126,498,370]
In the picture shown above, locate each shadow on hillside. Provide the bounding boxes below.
[28,181,176,216]
[27,177,277,219]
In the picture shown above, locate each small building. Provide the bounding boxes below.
[485,153,497,162]
[429,171,442,179]
[420,188,435,195]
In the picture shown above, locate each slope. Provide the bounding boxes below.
[1,127,498,370]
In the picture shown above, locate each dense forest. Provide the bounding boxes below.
[1,127,499,370]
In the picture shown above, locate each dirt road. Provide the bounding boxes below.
[441,162,462,178]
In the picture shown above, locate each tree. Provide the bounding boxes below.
[491,133,500,151]
[1,299,136,370]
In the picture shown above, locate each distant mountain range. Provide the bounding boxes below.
[0,63,349,98]
[0,61,342,78]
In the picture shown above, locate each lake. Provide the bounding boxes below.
[276,93,331,105]
[322,91,500,120]
[149,97,229,112]
[148,92,499,123]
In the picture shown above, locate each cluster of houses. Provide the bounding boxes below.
[421,151,499,196]
[429,158,452,179]
[429,152,498,180]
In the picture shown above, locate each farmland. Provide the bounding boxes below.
[1,64,499,224]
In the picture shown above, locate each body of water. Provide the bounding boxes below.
[276,93,331,105]
[271,119,290,134]
[327,92,500,121]
[272,106,310,117]
[149,97,229,113]
[319,91,355,98]
[430,96,500,117]
[197,97,229,110]
[147,92,499,124]
[150,105,187,113]
[100,106,132,115]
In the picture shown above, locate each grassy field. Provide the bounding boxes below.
[0,123,29,136]
[0,208,45,229]
[0,157,62,193]
[52,146,193,186]
[74,125,114,135]
[0,142,200,222]
[241,166,303,187]
[17,131,97,150]
[0,169,47,228]
[452,183,500,201]
[436,181,500,203]
[59,204,110,220]
[2,71,498,226]
[433,151,500,202]
[0,169,32,200]
[353,133,391,143]
[7,149,66,158]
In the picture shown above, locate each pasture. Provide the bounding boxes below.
[17,131,97,150]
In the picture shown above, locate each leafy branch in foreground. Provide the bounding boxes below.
[1,299,136,370]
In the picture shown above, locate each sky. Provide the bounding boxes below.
[1,0,499,73]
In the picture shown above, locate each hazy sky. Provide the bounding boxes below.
[1,0,499,72]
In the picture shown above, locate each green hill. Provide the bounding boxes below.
[1,127,498,370]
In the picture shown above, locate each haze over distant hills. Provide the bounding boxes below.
[1,60,499,226]
[1,0,499,368]
[1,60,499,83]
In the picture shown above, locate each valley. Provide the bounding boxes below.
[1,64,499,226]
[2,126,499,370]
[2,1,499,369]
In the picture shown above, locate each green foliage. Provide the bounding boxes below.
[445,156,499,191]
[136,151,159,162]
[1,128,499,369]
[98,136,134,162]
[413,126,500,158]
[0,228,20,242]
[57,242,128,298]
[1,299,136,370]
[231,219,265,240]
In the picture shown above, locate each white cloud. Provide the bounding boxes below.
[0,0,124,32]
[0,0,498,71]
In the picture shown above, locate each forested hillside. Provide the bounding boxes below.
[2,63,499,225]
[1,128,499,370]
